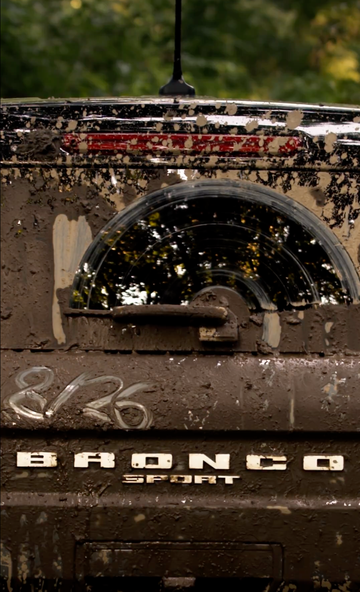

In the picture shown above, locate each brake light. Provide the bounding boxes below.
[62,133,303,156]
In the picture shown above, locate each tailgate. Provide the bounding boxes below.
[1,352,360,587]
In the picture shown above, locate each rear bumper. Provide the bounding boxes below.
[1,492,359,585]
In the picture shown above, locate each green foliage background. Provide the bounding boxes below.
[1,0,360,103]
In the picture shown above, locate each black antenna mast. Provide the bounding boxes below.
[159,0,195,96]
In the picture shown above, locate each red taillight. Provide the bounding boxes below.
[62,133,303,156]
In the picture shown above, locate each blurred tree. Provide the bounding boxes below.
[1,0,360,103]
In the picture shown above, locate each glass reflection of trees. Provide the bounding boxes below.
[71,193,347,311]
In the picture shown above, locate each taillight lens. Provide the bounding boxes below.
[62,133,303,155]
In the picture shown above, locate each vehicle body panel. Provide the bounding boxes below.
[1,98,360,589]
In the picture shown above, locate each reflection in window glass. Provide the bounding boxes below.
[71,187,349,311]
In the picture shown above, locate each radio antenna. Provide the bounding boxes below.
[159,0,195,96]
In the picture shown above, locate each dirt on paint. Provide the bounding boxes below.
[1,98,360,589]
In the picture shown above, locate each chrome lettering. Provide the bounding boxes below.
[188,453,230,470]
[146,475,170,483]
[122,475,145,484]
[131,453,173,469]
[17,452,57,468]
[74,452,115,468]
[303,455,344,471]
[246,455,288,470]
[194,475,217,484]
[217,475,240,484]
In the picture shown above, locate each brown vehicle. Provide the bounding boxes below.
[1,92,360,592]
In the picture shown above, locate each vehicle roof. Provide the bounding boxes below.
[1,96,359,168]
[1,96,360,114]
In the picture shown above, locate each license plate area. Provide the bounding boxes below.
[75,542,283,579]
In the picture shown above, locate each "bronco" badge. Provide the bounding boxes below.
[16,451,345,485]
